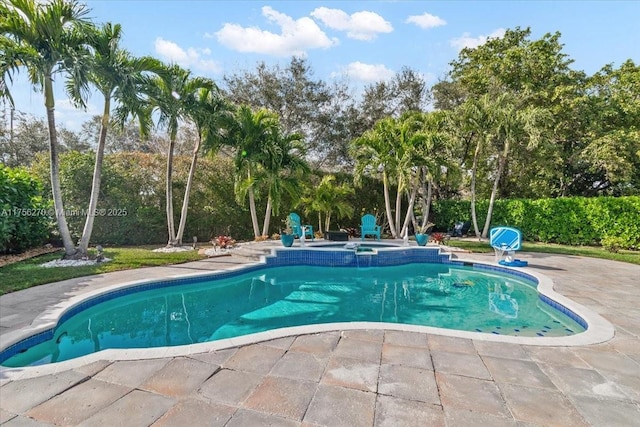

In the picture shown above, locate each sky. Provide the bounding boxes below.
[5,0,640,131]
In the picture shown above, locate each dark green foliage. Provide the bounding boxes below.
[0,165,51,253]
[432,196,640,249]
[335,172,387,229]
[30,152,256,245]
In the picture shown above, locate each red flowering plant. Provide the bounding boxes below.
[211,235,236,249]
[429,232,447,245]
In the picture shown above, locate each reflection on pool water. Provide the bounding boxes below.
[1,263,584,367]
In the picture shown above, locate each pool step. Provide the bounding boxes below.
[230,244,275,260]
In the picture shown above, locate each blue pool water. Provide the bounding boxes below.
[1,262,584,367]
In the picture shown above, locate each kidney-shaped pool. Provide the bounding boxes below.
[1,246,594,368]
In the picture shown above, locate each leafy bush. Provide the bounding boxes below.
[0,165,51,253]
[432,196,640,249]
[30,152,255,245]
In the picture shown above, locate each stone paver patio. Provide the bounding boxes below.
[1,243,639,426]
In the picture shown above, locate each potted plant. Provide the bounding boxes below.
[415,222,434,246]
[280,217,295,247]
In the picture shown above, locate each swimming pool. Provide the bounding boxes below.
[1,247,589,367]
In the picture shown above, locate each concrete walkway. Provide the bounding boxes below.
[1,244,639,426]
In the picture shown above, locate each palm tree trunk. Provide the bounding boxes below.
[176,135,201,245]
[400,180,418,237]
[166,136,177,245]
[79,96,110,256]
[248,185,260,238]
[318,212,322,234]
[44,76,75,257]
[470,138,482,238]
[262,195,272,237]
[394,176,402,237]
[424,179,433,228]
[482,141,509,238]
[382,171,397,238]
[325,212,332,232]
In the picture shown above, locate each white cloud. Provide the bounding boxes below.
[214,6,337,57]
[405,13,446,29]
[56,98,99,131]
[450,28,506,51]
[332,62,394,82]
[311,7,392,41]
[154,37,221,74]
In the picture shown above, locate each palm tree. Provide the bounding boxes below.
[226,105,279,238]
[77,22,161,255]
[300,175,354,233]
[1,0,93,257]
[143,64,216,245]
[258,126,309,236]
[449,96,494,238]
[451,94,547,238]
[350,117,399,238]
[351,114,433,239]
[481,96,547,237]
[393,113,432,237]
[176,86,232,244]
[397,111,450,237]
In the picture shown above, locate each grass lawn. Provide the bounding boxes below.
[1,241,638,296]
[0,247,204,295]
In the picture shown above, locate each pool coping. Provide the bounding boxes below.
[0,245,615,380]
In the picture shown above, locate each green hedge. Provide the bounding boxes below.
[0,165,50,253]
[431,196,640,249]
[30,152,256,245]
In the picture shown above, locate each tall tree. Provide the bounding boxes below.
[449,94,547,238]
[351,112,440,239]
[447,26,587,199]
[480,96,547,237]
[76,23,161,255]
[223,57,354,167]
[411,111,451,233]
[143,64,216,245]
[258,126,309,237]
[448,96,494,238]
[431,79,467,111]
[176,85,232,244]
[300,175,354,233]
[1,0,93,257]
[580,60,640,195]
[350,117,400,238]
[0,111,48,166]
[225,105,279,238]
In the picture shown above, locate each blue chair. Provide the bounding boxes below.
[360,214,381,240]
[288,213,314,240]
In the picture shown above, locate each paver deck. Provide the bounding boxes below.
[1,242,639,426]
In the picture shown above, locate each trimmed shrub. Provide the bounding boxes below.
[431,196,640,249]
[0,165,50,253]
[30,152,255,245]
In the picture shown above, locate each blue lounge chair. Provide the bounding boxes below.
[288,213,314,240]
[360,214,381,240]
[490,226,528,267]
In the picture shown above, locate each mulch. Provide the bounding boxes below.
[0,246,63,268]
